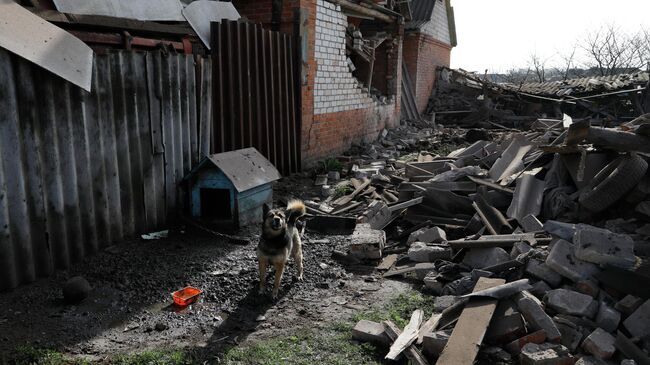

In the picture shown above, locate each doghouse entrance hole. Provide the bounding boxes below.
[200,188,231,219]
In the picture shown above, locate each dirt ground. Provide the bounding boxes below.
[0,176,416,363]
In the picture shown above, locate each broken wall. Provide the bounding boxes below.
[403,33,451,113]
[302,0,401,165]
[0,49,212,290]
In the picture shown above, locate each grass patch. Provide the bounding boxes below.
[9,346,190,365]
[352,291,436,328]
[223,290,435,365]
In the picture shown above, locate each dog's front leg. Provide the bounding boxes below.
[271,261,285,299]
[258,257,269,294]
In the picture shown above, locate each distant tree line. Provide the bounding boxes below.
[496,25,650,84]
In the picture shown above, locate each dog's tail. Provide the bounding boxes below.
[286,199,306,225]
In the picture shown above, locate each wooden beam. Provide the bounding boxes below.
[382,321,429,365]
[386,310,424,360]
[436,277,506,365]
[328,0,394,22]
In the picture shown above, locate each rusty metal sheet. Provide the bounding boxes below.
[0,0,93,91]
[201,148,281,193]
[182,0,240,49]
[52,0,184,21]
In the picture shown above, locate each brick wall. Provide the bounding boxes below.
[421,0,451,44]
[403,33,451,113]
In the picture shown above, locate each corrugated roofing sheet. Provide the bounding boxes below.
[502,72,649,97]
[405,0,435,30]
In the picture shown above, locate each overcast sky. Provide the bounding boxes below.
[451,0,650,73]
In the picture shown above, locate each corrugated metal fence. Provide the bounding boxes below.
[0,49,212,290]
[211,20,301,175]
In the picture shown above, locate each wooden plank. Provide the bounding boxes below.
[383,321,429,365]
[383,263,436,278]
[333,179,371,206]
[436,277,506,365]
[468,176,515,194]
[386,309,423,360]
[417,313,441,345]
[377,254,398,271]
[387,196,423,213]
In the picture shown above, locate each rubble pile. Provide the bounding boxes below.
[304,115,650,364]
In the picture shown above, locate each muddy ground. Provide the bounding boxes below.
[0,175,416,363]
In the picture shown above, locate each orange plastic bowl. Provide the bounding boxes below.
[172,286,202,307]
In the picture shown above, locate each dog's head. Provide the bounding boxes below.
[262,204,286,237]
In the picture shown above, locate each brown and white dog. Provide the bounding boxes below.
[257,200,306,299]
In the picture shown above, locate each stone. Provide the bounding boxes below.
[575,280,600,298]
[574,226,636,269]
[530,281,553,298]
[433,295,458,312]
[511,241,534,258]
[62,276,91,304]
[415,263,438,280]
[582,328,616,359]
[521,214,544,232]
[595,303,620,333]
[544,221,578,241]
[407,226,447,244]
[519,343,575,365]
[546,239,600,282]
[408,242,451,262]
[486,313,527,344]
[516,292,562,342]
[423,272,443,294]
[622,299,650,339]
[526,259,563,287]
[352,320,390,345]
[462,247,510,269]
[555,321,583,352]
[327,170,340,181]
[544,289,598,318]
[422,329,452,356]
[621,360,637,365]
[575,356,608,365]
[505,330,547,355]
[349,224,385,259]
[615,295,643,316]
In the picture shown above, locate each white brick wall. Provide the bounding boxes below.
[314,0,377,115]
[421,0,451,44]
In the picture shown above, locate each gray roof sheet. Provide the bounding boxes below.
[187,147,281,192]
[502,72,649,97]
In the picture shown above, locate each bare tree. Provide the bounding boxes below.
[556,44,577,80]
[529,52,548,82]
[582,24,648,76]
[502,67,532,85]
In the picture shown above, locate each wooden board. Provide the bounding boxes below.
[383,321,429,365]
[377,254,398,271]
[436,277,506,365]
[386,309,423,360]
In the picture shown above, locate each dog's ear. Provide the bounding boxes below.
[263,202,271,217]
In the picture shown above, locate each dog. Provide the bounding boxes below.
[257,200,306,299]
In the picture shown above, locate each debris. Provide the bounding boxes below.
[615,295,644,316]
[516,291,562,342]
[382,321,429,365]
[407,227,447,244]
[545,239,600,282]
[582,328,616,359]
[519,342,575,365]
[544,289,598,318]
[352,320,390,346]
[436,277,505,365]
[462,279,532,299]
[141,230,169,240]
[349,224,385,259]
[462,247,511,269]
[421,329,451,356]
[408,243,451,262]
[622,299,650,339]
[385,309,423,360]
[595,303,621,333]
[574,226,636,269]
[505,330,547,355]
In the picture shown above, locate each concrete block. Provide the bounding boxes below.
[530,280,553,298]
[575,280,600,298]
[517,294,562,342]
[544,220,577,241]
[526,259,563,287]
[407,226,447,244]
[574,226,636,269]
[546,239,600,282]
[520,343,575,365]
[433,295,458,312]
[505,330,547,354]
[615,295,643,316]
[349,224,385,259]
[595,303,620,333]
[351,320,390,345]
[521,214,544,232]
[423,272,443,294]
[582,328,616,359]
[422,329,452,356]
[408,242,451,262]
[622,299,650,339]
[544,289,598,318]
[486,313,527,344]
[555,322,583,352]
[575,356,608,365]
[463,247,511,269]
[511,241,533,259]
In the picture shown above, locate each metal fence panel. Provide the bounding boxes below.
[0,49,212,290]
